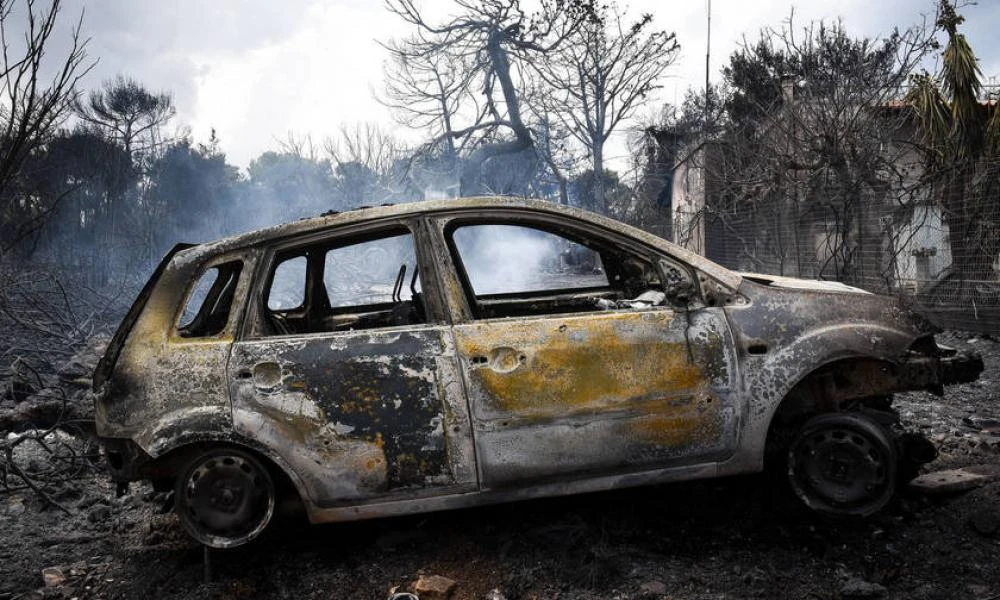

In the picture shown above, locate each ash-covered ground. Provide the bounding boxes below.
[1,333,999,600]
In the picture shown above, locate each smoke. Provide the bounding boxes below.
[19,123,575,311]
[452,224,606,295]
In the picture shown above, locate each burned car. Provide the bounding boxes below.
[93,197,982,548]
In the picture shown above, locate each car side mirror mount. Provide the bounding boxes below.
[658,260,699,308]
[664,278,697,307]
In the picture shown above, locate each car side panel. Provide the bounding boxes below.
[228,326,477,508]
[94,251,253,451]
[718,281,939,474]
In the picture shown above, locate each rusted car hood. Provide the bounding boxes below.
[738,273,872,295]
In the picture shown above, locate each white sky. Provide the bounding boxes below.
[37,0,1000,173]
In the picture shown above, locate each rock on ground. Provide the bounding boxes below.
[413,574,457,599]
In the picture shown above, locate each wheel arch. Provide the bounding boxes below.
[137,433,310,510]
[721,325,925,477]
[766,355,899,431]
[735,321,923,457]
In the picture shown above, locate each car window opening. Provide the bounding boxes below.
[449,223,681,319]
[178,261,243,338]
[263,231,426,335]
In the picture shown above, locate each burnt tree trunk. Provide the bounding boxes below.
[592,140,606,214]
[459,31,534,196]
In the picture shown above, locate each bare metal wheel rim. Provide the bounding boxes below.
[788,413,897,516]
[176,449,275,548]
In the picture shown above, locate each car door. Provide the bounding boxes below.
[431,214,740,489]
[228,221,476,507]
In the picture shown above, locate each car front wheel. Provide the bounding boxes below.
[787,412,897,516]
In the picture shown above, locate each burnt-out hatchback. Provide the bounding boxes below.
[94,197,982,548]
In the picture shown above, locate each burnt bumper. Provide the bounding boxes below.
[938,348,984,384]
[899,346,983,395]
[100,437,154,482]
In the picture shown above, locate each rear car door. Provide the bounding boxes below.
[228,220,476,507]
[432,214,740,489]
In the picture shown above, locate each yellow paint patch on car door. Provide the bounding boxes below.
[454,309,737,488]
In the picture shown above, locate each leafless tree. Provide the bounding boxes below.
[535,5,678,213]
[277,131,322,162]
[0,0,92,257]
[324,123,415,204]
[324,122,408,178]
[383,0,595,195]
[381,46,479,162]
[525,106,577,204]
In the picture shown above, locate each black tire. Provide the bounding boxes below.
[787,412,897,517]
[174,447,276,548]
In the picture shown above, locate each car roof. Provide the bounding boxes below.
[172,196,741,289]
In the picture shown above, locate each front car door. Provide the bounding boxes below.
[228,219,476,508]
[430,212,740,489]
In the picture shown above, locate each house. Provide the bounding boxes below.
[668,85,959,295]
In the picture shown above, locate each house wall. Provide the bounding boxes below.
[669,115,957,292]
[671,145,707,256]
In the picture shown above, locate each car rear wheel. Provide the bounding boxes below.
[175,448,276,548]
[787,412,897,516]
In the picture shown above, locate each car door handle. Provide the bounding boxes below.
[470,348,525,373]
[234,362,282,389]
[251,362,283,389]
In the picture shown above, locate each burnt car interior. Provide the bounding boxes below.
[446,221,691,319]
[260,228,426,335]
